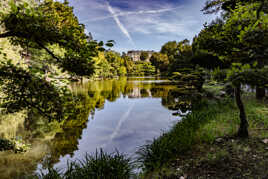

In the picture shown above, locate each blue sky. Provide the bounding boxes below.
[67,0,215,53]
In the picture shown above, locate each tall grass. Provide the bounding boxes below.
[136,99,235,173]
[137,94,268,174]
[38,149,134,179]
[136,108,215,172]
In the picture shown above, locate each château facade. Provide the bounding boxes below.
[127,50,154,62]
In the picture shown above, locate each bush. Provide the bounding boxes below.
[211,68,227,82]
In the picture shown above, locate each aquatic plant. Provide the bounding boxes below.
[38,149,134,179]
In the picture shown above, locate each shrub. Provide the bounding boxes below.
[211,68,227,82]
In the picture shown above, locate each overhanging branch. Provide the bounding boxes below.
[0,31,14,38]
[36,41,61,63]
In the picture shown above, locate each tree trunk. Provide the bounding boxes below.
[256,87,265,100]
[256,58,265,99]
[235,85,249,138]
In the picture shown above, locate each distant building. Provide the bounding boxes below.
[127,50,154,62]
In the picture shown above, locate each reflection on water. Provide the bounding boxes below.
[1,77,190,176]
[43,77,184,171]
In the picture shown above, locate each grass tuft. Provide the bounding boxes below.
[136,101,219,172]
[38,149,134,179]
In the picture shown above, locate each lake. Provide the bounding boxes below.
[0,77,182,177]
[44,77,181,170]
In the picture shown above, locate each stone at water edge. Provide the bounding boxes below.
[262,139,268,144]
[215,138,224,143]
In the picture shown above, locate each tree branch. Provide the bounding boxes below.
[36,41,61,63]
[24,100,53,122]
[257,0,265,19]
[0,31,14,38]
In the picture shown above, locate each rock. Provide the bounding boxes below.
[215,138,224,143]
[219,91,226,97]
[262,139,268,144]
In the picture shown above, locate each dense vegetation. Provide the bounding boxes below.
[93,51,155,78]
[136,0,268,177]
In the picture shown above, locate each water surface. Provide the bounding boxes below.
[49,77,181,170]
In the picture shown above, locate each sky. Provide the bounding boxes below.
[67,0,216,53]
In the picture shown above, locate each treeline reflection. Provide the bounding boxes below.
[38,77,193,169]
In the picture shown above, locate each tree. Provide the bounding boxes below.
[160,41,178,63]
[0,0,106,77]
[0,0,108,120]
[140,51,149,61]
[197,1,268,137]
[202,0,262,14]
[167,39,193,74]
[149,52,169,73]
[192,35,229,70]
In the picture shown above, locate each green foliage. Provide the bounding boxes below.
[191,44,229,69]
[93,51,127,78]
[0,62,69,121]
[211,67,227,82]
[196,1,268,88]
[202,0,267,14]
[171,68,206,93]
[93,51,155,78]
[129,61,155,76]
[196,1,268,137]
[160,41,178,63]
[197,2,268,72]
[140,51,149,61]
[0,0,111,120]
[149,52,169,73]
[0,0,101,77]
[159,39,193,74]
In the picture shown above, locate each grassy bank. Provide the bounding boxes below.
[1,89,268,178]
[138,93,268,178]
[27,93,268,178]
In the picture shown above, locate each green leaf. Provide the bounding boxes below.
[105,42,113,47]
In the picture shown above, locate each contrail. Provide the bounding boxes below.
[100,103,134,148]
[106,1,135,46]
[84,7,181,23]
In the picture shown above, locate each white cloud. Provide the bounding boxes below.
[83,6,182,23]
[120,0,215,40]
[106,1,135,46]
[68,0,216,52]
